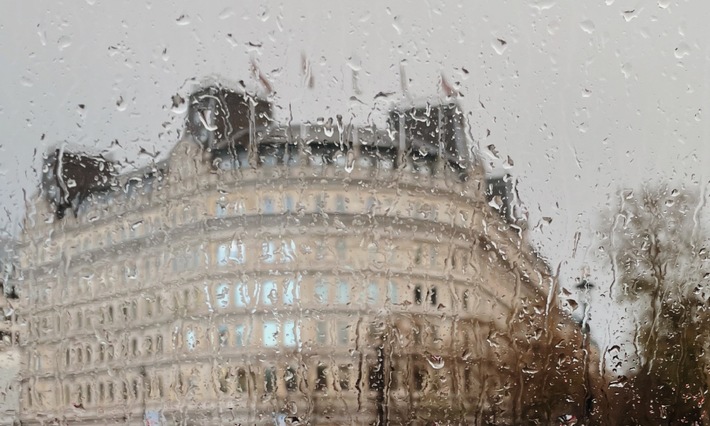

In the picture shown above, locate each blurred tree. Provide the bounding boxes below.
[600,184,710,424]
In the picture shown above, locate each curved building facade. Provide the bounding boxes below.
[12,86,584,425]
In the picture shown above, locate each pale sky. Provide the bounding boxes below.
[2,0,709,354]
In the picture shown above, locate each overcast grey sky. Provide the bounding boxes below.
[2,0,710,346]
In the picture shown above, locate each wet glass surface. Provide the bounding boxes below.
[1,2,710,425]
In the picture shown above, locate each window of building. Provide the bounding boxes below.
[216,202,227,218]
[336,239,347,258]
[262,197,274,214]
[428,286,438,306]
[388,281,398,304]
[316,365,328,391]
[284,319,299,347]
[285,367,298,391]
[284,194,295,212]
[335,195,347,212]
[338,365,350,390]
[263,321,278,347]
[414,285,423,305]
[316,320,327,344]
[186,329,196,351]
[216,283,230,309]
[261,281,277,305]
[229,240,245,264]
[217,244,228,266]
[283,278,300,305]
[414,366,427,391]
[315,281,328,304]
[235,282,249,307]
[235,325,246,347]
[367,282,379,305]
[264,367,277,393]
[281,239,296,262]
[336,281,349,304]
[368,364,384,391]
[337,321,349,345]
[236,368,247,393]
[261,241,276,263]
[218,325,228,347]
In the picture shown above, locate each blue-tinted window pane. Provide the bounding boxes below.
[229,240,245,264]
[284,279,300,305]
[216,284,230,309]
[284,319,299,347]
[388,281,398,304]
[217,244,228,266]
[262,281,276,305]
[235,325,245,347]
[263,321,278,347]
[186,329,196,351]
[235,283,249,307]
[282,240,296,263]
[218,325,228,347]
[263,197,274,214]
[261,241,275,263]
[336,281,349,304]
[315,282,328,304]
[367,283,379,305]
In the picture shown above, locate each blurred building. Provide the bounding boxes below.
[0,255,21,425]
[11,84,586,425]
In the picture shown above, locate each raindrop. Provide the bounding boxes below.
[529,0,557,12]
[622,9,639,22]
[674,42,691,59]
[658,0,671,9]
[116,96,126,112]
[175,14,190,26]
[344,150,355,173]
[609,376,628,388]
[492,38,508,55]
[57,36,72,51]
[218,8,234,20]
[621,62,632,79]
[427,354,445,370]
[171,94,186,114]
[580,20,595,34]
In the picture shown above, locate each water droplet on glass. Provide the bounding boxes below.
[674,42,691,59]
[622,9,639,22]
[57,36,72,51]
[175,14,190,26]
[492,38,508,55]
[427,354,445,370]
[580,20,595,34]
[218,8,234,20]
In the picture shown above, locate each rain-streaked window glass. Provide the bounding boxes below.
[261,281,276,305]
[284,319,299,347]
[336,281,349,304]
[314,281,328,304]
[234,283,249,307]
[235,325,246,347]
[263,322,278,348]
[6,2,710,425]
[283,278,300,305]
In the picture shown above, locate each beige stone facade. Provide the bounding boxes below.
[11,88,582,425]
